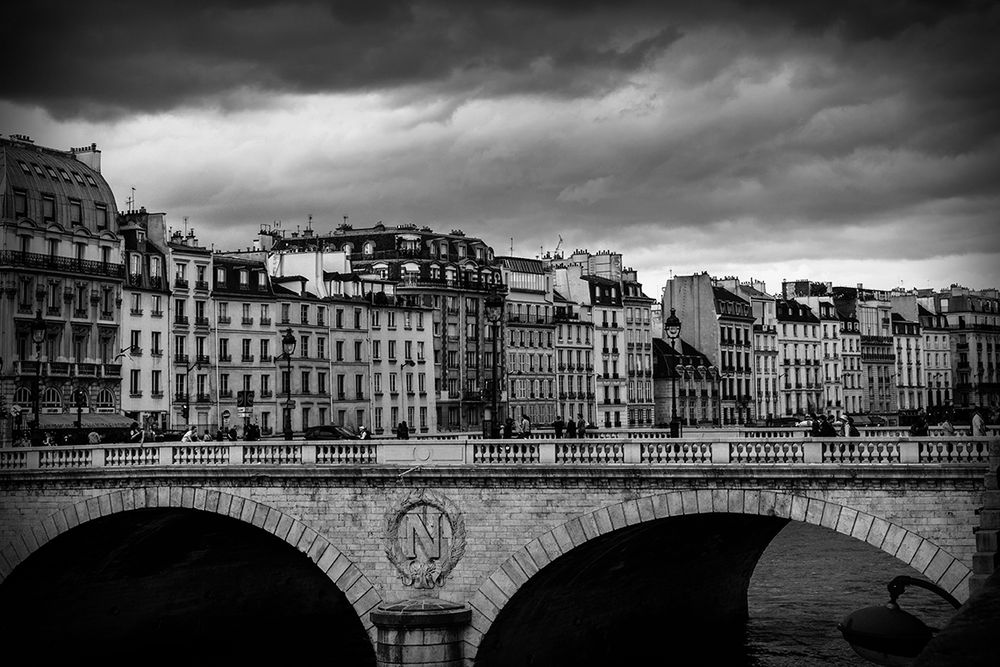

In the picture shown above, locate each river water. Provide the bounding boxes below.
[745,521,957,666]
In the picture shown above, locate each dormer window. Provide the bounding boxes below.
[457,245,466,258]
[72,172,85,185]
[58,168,72,182]
[95,203,109,229]
[342,243,353,256]
[85,175,97,187]
[17,161,30,174]
[33,164,45,177]
[69,199,82,226]
[240,270,249,286]
[46,166,59,180]
[363,241,374,256]
[216,268,226,284]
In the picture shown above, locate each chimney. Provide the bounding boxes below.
[71,142,102,172]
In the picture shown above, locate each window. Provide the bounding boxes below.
[69,200,83,225]
[299,335,309,358]
[58,168,72,182]
[301,371,310,394]
[151,371,162,395]
[95,203,109,229]
[216,268,226,284]
[300,305,309,324]
[13,190,27,217]
[355,340,363,361]
[42,195,55,222]
[130,369,141,395]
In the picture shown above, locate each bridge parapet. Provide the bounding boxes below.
[1,436,993,471]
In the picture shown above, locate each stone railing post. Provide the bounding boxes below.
[157,445,172,465]
[92,446,106,467]
[711,441,730,464]
[899,439,919,463]
[230,444,244,465]
[301,443,316,464]
[26,449,40,469]
[623,440,640,463]
[370,599,471,667]
[802,441,823,463]
[539,441,556,464]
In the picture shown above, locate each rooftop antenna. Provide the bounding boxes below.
[307,215,313,230]
[126,186,136,212]
[343,215,348,225]
[183,216,189,235]
[510,237,514,256]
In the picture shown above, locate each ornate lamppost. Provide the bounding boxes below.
[664,308,682,438]
[281,328,296,440]
[30,309,46,442]
[485,291,505,438]
[839,575,961,665]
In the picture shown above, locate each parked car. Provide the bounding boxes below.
[302,424,360,440]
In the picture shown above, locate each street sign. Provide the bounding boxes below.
[10,405,21,416]
[222,409,231,421]
[238,408,252,417]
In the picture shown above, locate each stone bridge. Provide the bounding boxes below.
[0,434,994,666]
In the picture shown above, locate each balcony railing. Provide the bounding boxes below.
[242,317,254,325]
[174,316,189,326]
[174,278,189,289]
[218,315,232,324]
[241,355,254,362]
[0,250,125,279]
[195,317,210,327]
[195,280,209,291]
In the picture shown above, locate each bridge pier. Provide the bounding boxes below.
[371,598,471,667]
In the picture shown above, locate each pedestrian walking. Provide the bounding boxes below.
[565,417,577,438]
[971,406,986,436]
[553,415,565,439]
[519,413,531,438]
[396,421,409,440]
[577,413,587,439]
[503,417,514,439]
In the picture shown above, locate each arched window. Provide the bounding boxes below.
[96,388,115,409]
[42,387,62,409]
[341,243,353,256]
[363,241,375,256]
[14,387,31,404]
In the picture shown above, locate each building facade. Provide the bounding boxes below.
[1,135,127,443]
[118,209,171,432]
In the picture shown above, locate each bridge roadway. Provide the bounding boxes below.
[0,432,994,666]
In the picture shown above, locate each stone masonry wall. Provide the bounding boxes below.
[0,465,985,663]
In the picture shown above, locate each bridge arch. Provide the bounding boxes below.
[466,488,971,662]
[0,485,382,636]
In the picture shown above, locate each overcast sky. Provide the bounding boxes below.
[3,1,998,297]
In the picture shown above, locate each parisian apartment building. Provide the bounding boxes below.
[3,134,998,439]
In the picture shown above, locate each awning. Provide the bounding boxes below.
[38,413,135,430]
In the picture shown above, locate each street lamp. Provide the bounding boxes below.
[180,359,202,429]
[281,328,296,440]
[839,575,960,665]
[73,388,87,445]
[664,308,682,438]
[485,292,505,438]
[30,309,46,442]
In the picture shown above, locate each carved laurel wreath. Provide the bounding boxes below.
[384,488,467,589]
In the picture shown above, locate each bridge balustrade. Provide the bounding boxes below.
[1,436,992,471]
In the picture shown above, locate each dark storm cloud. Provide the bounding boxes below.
[4,1,994,119]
